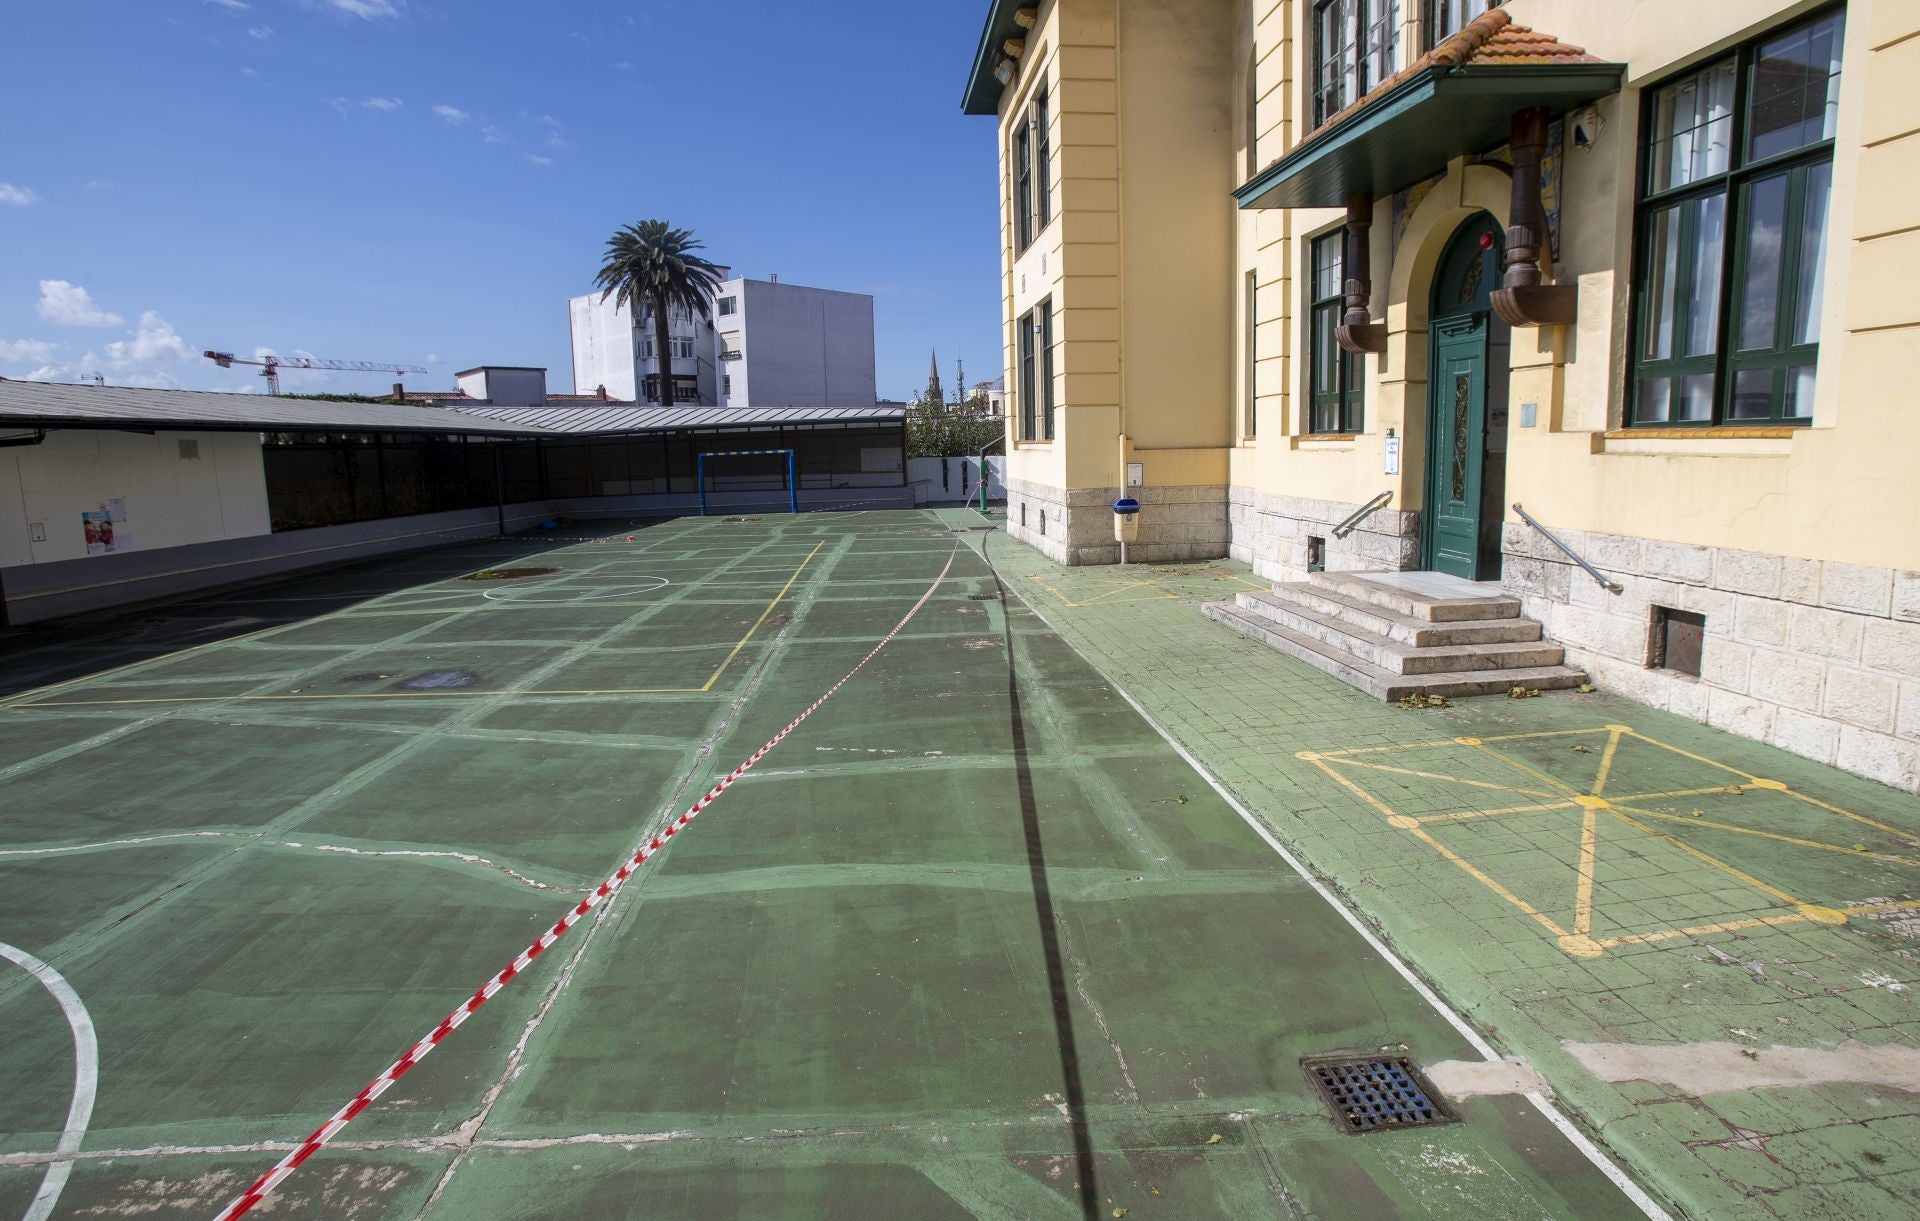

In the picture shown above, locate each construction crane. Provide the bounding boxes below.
[203,350,428,396]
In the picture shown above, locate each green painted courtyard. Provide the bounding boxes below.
[1,509,1916,1217]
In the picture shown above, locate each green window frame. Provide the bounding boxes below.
[1012,87,1051,254]
[1039,298,1055,440]
[1245,270,1259,437]
[1018,305,1037,440]
[1630,6,1843,427]
[1311,0,1398,128]
[1422,0,1500,52]
[1309,232,1363,434]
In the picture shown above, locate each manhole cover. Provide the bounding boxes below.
[1302,1055,1454,1133]
[462,567,559,581]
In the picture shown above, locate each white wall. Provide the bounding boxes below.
[569,292,721,403]
[568,292,640,401]
[907,455,1006,505]
[0,430,270,567]
[456,367,548,406]
[719,279,877,409]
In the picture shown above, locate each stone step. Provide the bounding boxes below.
[1202,602,1588,702]
[1234,591,1565,675]
[1308,570,1520,622]
[1259,583,1543,647]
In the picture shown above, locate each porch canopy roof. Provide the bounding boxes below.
[1235,9,1623,211]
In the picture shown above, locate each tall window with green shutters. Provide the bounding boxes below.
[1309,232,1363,434]
[1631,7,1843,426]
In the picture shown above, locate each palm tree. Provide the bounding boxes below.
[593,221,725,405]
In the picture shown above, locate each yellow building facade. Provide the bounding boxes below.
[966,0,1920,793]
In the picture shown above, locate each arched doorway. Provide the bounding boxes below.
[1423,212,1511,580]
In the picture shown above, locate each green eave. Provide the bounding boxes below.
[1234,61,1625,210]
[962,0,1028,116]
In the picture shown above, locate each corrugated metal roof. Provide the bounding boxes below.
[453,404,907,435]
[0,379,557,436]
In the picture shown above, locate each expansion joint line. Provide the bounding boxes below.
[212,535,964,1221]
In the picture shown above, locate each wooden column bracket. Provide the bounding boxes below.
[1336,192,1386,354]
[1492,106,1578,328]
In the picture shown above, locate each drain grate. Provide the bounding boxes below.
[1302,1055,1454,1134]
[968,593,999,601]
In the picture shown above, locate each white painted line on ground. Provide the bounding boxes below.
[480,576,671,604]
[994,544,1673,1221]
[1,940,99,1221]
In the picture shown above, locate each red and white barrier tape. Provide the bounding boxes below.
[213,541,962,1220]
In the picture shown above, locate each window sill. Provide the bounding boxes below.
[1291,433,1359,451]
[1598,426,1799,457]
[1605,427,1800,439]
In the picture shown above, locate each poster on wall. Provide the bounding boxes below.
[82,501,132,555]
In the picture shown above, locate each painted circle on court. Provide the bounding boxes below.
[481,575,671,604]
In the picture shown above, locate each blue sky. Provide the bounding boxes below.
[0,0,1001,400]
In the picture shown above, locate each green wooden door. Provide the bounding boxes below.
[1425,314,1488,580]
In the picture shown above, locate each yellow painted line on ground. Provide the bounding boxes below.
[1605,785,1754,804]
[1782,788,1919,841]
[1843,898,1920,916]
[1409,823,1572,939]
[1598,911,1813,948]
[1303,754,1404,822]
[1328,757,1559,799]
[1474,727,1613,744]
[1620,727,1758,782]
[1314,738,1467,758]
[1467,741,1587,799]
[698,540,824,692]
[1610,802,1920,868]
[1575,806,1599,937]
[1602,805,1812,912]
[1411,800,1579,825]
[1306,756,1570,939]
[1591,726,1624,797]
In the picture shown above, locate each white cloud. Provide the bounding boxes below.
[0,338,57,364]
[0,183,37,207]
[248,24,274,39]
[613,61,634,72]
[37,281,123,328]
[22,312,198,388]
[432,104,470,125]
[317,0,402,19]
[524,153,554,168]
[330,97,352,116]
[106,312,194,365]
[241,67,258,77]
[481,125,510,145]
[206,0,250,10]
[361,96,404,112]
[424,353,443,365]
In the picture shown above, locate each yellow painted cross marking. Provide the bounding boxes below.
[1308,724,1908,959]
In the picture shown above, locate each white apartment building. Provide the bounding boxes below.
[712,278,877,409]
[567,290,721,405]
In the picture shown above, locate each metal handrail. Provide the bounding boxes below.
[1512,502,1623,593]
[1331,490,1393,538]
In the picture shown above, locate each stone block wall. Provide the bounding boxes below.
[1503,522,1920,794]
[1228,486,1421,582]
[1005,478,1228,565]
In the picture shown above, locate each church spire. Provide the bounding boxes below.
[926,349,944,403]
